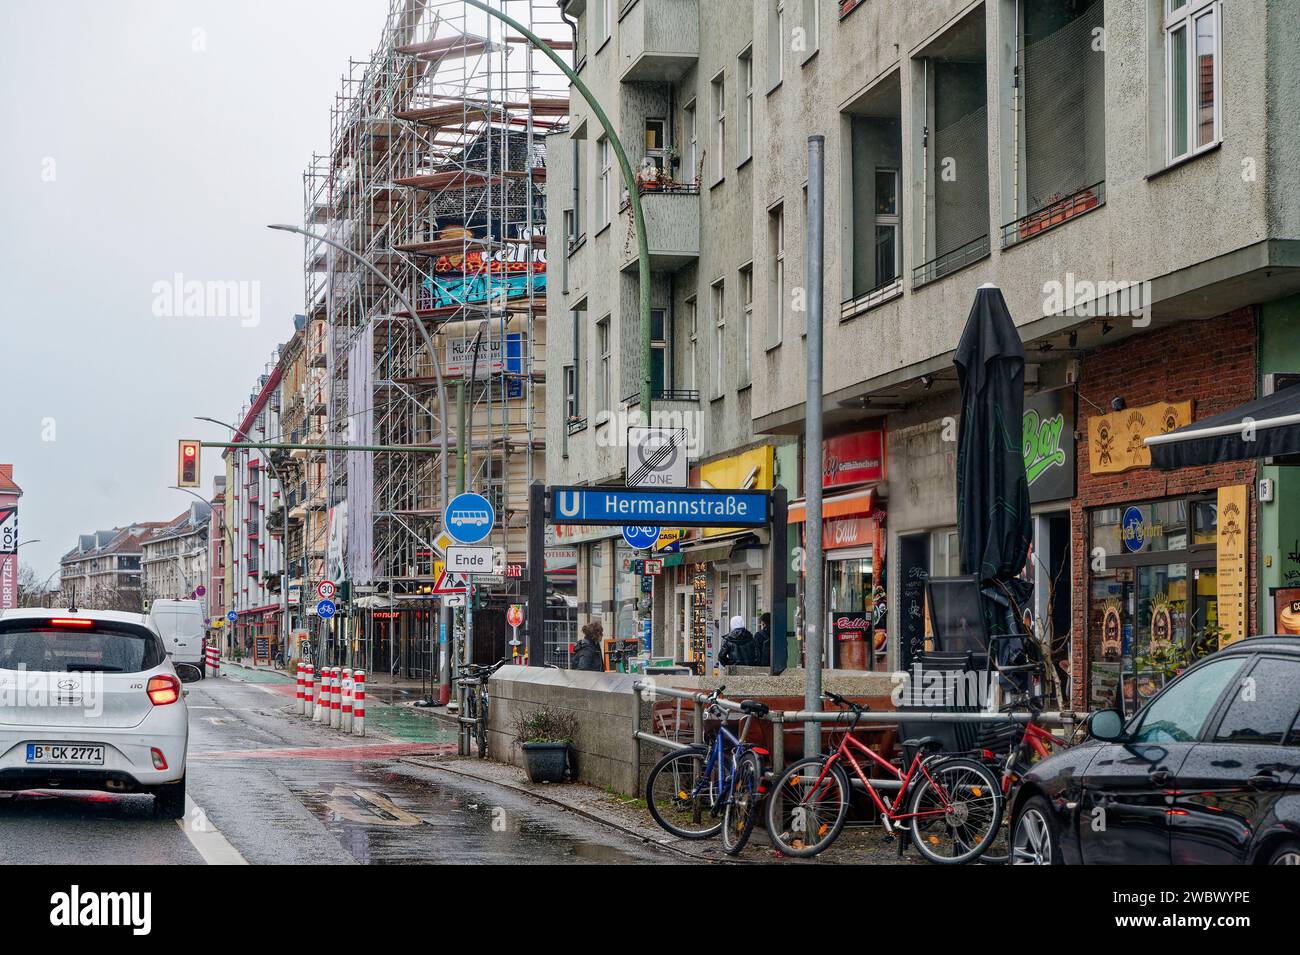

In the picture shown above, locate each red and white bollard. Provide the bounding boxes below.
[352,670,365,737]
[329,667,342,729]
[295,663,305,715]
[206,644,221,678]
[304,664,315,719]
[314,666,329,723]
[340,668,353,734]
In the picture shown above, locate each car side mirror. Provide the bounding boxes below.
[1088,708,1126,742]
[175,663,204,684]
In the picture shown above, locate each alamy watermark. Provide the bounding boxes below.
[151,273,261,327]
[1042,272,1151,327]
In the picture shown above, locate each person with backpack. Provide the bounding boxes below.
[717,615,754,667]
[571,619,606,672]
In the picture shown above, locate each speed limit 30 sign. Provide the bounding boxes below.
[317,580,337,600]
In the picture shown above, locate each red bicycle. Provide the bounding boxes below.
[764,692,1003,864]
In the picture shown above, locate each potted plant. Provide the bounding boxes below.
[511,706,577,784]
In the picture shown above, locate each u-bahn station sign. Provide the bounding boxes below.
[549,486,769,527]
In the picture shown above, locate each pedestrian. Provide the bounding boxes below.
[571,619,605,672]
[718,615,754,667]
[753,612,772,668]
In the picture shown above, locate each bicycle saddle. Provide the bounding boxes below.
[902,736,944,753]
[739,700,769,717]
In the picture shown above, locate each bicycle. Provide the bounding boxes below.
[456,658,506,758]
[764,692,1003,864]
[644,687,771,855]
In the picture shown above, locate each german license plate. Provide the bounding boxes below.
[26,743,105,765]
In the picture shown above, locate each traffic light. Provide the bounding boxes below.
[178,439,201,488]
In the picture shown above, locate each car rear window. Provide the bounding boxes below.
[0,620,166,673]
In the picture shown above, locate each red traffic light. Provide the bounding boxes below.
[178,439,201,488]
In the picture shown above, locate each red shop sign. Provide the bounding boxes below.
[823,430,885,488]
[823,515,873,551]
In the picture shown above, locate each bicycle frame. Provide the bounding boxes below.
[807,732,955,827]
[685,709,759,810]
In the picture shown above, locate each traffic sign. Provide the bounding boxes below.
[195,584,206,597]
[316,599,337,619]
[644,559,664,576]
[317,580,337,600]
[552,486,768,527]
[627,426,688,487]
[447,545,495,575]
[431,569,469,595]
[444,492,495,544]
[621,525,660,550]
[226,610,237,623]
[443,594,466,608]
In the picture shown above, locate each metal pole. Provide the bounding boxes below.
[461,0,654,416]
[803,136,826,759]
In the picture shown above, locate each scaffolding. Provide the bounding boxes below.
[300,0,568,622]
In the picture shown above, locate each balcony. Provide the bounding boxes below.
[618,183,700,273]
[618,0,698,83]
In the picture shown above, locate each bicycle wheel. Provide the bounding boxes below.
[476,691,489,758]
[907,757,1003,865]
[721,750,763,856]
[764,756,851,858]
[645,746,723,839]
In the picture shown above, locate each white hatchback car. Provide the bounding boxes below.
[0,607,196,819]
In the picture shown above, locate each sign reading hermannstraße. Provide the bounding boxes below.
[550,487,769,527]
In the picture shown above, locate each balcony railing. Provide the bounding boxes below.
[840,277,904,320]
[912,234,991,287]
[623,387,701,405]
[1001,181,1106,248]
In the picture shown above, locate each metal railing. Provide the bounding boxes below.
[1001,181,1106,248]
[911,234,990,287]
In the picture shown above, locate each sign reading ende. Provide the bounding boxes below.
[550,487,769,527]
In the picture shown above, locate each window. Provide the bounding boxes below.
[740,264,753,385]
[564,365,578,420]
[1166,0,1220,163]
[685,297,698,393]
[597,136,611,225]
[739,48,754,162]
[712,280,725,396]
[1212,658,1300,746]
[645,118,668,173]
[768,1,785,88]
[801,0,819,61]
[711,72,726,183]
[593,0,611,47]
[875,168,901,286]
[1132,656,1245,744]
[684,100,699,183]
[597,316,611,410]
[650,308,669,396]
[768,204,784,346]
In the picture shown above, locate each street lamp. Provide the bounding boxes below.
[196,415,292,664]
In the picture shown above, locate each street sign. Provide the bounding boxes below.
[195,584,206,597]
[317,580,337,600]
[551,486,769,527]
[627,426,688,488]
[621,525,660,550]
[644,559,664,576]
[444,492,495,544]
[316,599,337,619]
[443,594,466,608]
[226,610,237,623]
[447,545,495,575]
[431,569,468,595]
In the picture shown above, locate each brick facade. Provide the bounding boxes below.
[1068,309,1259,710]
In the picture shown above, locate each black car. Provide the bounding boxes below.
[1008,636,1300,865]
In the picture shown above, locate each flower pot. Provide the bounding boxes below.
[521,741,570,783]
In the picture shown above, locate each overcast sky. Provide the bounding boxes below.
[0,0,389,580]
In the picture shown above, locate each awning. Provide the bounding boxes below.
[354,595,393,609]
[1146,385,1300,469]
[788,487,875,524]
[678,532,761,565]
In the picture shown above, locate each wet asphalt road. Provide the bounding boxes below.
[0,673,675,865]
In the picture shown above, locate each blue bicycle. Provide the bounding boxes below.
[645,687,770,855]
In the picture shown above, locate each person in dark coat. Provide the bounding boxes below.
[718,615,754,667]
[571,620,605,672]
[752,613,772,668]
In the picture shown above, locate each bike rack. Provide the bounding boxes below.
[632,681,1080,782]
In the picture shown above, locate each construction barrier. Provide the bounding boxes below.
[304,664,315,719]
[352,670,365,737]
[206,645,221,678]
[295,663,305,715]
[341,668,353,734]
[329,667,341,729]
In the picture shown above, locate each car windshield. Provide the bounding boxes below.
[0,621,165,674]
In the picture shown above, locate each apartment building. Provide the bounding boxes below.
[207,475,228,631]
[140,503,211,605]
[547,0,1300,706]
[59,523,164,612]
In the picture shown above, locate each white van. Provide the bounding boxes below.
[147,599,207,674]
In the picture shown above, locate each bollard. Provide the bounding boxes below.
[206,645,221,678]
[352,670,365,737]
[341,668,353,734]
[295,663,305,715]
[304,664,315,719]
[314,666,329,723]
[329,667,341,729]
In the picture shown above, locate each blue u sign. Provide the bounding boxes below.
[622,525,660,550]
[445,492,495,544]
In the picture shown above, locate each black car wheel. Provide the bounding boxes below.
[1267,842,1300,865]
[1011,795,1062,865]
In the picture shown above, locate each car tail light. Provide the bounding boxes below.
[151,748,169,770]
[147,675,181,706]
[48,618,93,628]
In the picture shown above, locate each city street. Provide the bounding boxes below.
[0,670,674,866]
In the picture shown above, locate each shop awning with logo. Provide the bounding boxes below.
[1146,385,1300,469]
[788,488,875,524]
